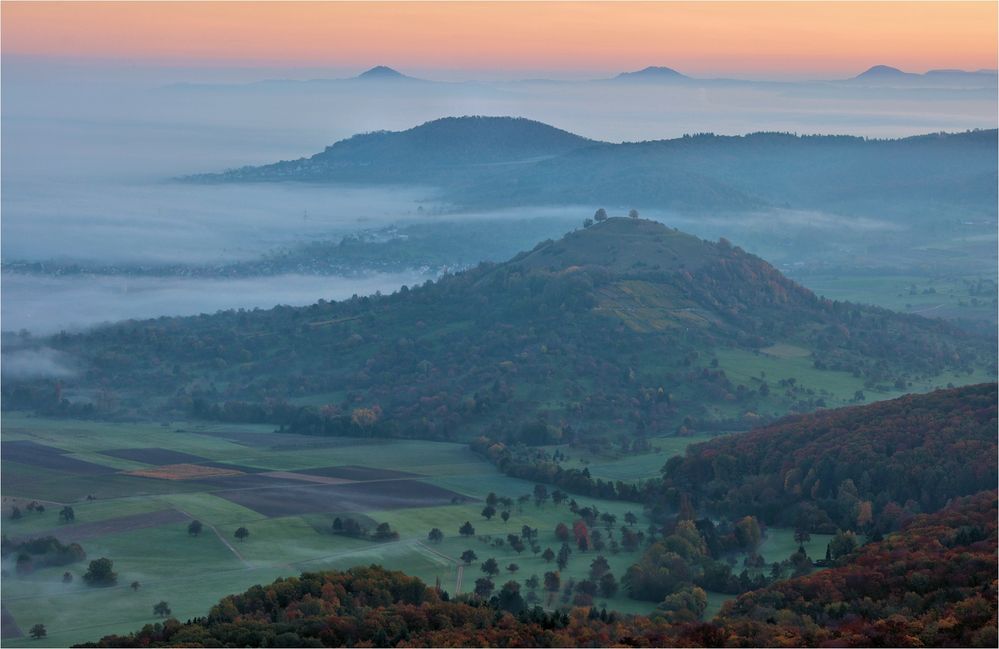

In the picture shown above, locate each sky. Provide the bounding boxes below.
[2,1,997,80]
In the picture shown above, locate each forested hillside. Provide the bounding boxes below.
[4,219,991,440]
[4,219,991,439]
[77,491,997,648]
[657,383,997,533]
[195,117,998,218]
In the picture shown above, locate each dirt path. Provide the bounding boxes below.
[173,506,251,568]
[455,564,464,595]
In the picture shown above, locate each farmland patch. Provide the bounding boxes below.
[5,509,189,545]
[126,463,245,481]
[214,480,468,517]
[296,465,420,481]
[99,448,209,465]
[1,449,116,476]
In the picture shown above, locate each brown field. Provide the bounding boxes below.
[260,471,355,485]
[1,442,116,475]
[6,509,189,545]
[126,463,245,481]
[214,479,468,517]
[99,448,208,465]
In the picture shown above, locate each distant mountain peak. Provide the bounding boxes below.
[614,66,689,81]
[855,65,910,79]
[356,66,409,80]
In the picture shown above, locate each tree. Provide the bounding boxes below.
[59,506,75,523]
[481,558,499,577]
[153,601,172,618]
[598,572,619,598]
[557,543,572,570]
[828,530,858,561]
[542,547,555,563]
[496,580,526,614]
[625,512,638,527]
[486,492,499,507]
[29,624,46,640]
[481,505,496,520]
[533,484,549,507]
[83,558,117,587]
[589,555,611,580]
[500,510,511,524]
[507,563,520,575]
[460,549,478,565]
[629,209,639,219]
[473,577,494,599]
[188,520,203,537]
[234,527,249,543]
[594,208,608,222]
[10,506,22,520]
[130,580,141,592]
[793,527,811,551]
[658,585,707,623]
[544,571,561,593]
[62,571,73,583]
[583,218,594,228]
[555,522,570,542]
[459,521,475,537]
[428,528,444,543]
[525,574,540,590]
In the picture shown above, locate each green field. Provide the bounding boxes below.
[796,273,997,324]
[2,414,745,645]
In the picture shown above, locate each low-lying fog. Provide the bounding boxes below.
[2,58,996,334]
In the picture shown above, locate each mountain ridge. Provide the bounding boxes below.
[185,118,998,218]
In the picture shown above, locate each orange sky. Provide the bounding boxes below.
[2,1,996,76]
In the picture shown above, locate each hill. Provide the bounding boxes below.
[852,65,998,86]
[196,116,597,185]
[657,383,997,533]
[354,65,413,81]
[4,219,992,442]
[76,490,997,647]
[613,66,690,82]
[190,119,998,218]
